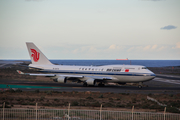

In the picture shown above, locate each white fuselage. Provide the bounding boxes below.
[29,64,155,83]
[21,42,156,88]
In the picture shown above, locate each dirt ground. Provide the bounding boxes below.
[1,90,180,113]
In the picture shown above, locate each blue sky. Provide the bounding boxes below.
[0,0,180,60]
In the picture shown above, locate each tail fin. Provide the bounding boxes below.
[26,42,53,65]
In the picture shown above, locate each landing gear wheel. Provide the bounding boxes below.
[83,82,87,87]
[138,85,142,89]
[138,82,143,89]
[98,83,105,87]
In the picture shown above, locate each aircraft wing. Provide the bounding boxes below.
[17,70,84,78]
[17,70,112,80]
[17,70,56,77]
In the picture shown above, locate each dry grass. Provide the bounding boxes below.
[1,90,180,113]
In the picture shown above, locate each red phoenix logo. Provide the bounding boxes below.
[31,49,40,62]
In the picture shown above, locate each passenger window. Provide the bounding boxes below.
[107,69,112,71]
[142,67,147,69]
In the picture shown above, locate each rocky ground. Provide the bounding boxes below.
[0,90,180,113]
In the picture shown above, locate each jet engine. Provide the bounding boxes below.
[53,77,67,83]
[86,78,96,86]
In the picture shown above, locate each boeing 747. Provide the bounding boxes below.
[17,42,156,88]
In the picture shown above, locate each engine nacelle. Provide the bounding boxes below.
[86,78,96,86]
[53,77,67,83]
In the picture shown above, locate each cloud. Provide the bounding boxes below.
[151,44,158,50]
[108,44,125,50]
[109,44,117,49]
[72,49,79,54]
[136,44,165,51]
[158,46,166,51]
[127,47,135,52]
[161,25,177,30]
[175,42,180,49]
[143,45,151,50]
[88,46,97,52]
[72,45,99,54]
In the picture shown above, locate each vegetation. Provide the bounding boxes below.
[1,91,180,113]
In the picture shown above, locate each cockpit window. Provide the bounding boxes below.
[142,67,147,69]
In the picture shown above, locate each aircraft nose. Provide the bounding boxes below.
[143,73,156,81]
[151,73,156,79]
[148,70,156,78]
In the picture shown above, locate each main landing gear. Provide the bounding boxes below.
[83,82,87,87]
[83,82,105,87]
[98,82,105,87]
[138,82,143,89]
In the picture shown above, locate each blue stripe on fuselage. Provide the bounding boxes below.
[40,70,155,77]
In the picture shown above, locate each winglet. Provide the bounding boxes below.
[17,70,24,74]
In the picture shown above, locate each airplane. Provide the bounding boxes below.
[17,42,156,89]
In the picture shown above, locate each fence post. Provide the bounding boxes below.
[68,103,70,120]
[132,106,134,120]
[164,107,166,120]
[3,102,5,120]
[100,104,102,120]
[36,103,38,120]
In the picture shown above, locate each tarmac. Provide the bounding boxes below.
[0,74,180,94]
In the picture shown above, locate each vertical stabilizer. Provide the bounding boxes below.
[26,42,53,65]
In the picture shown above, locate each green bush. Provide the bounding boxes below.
[116,98,121,100]
[91,101,101,107]
[98,94,103,98]
[54,98,59,102]
[16,89,22,92]
[71,101,79,106]
[104,102,114,107]
[109,98,113,101]
[86,96,93,100]
[47,91,52,95]
[132,98,137,103]
[167,107,180,113]
[35,89,39,93]
[40,96,45,101]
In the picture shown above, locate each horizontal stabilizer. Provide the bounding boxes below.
[17,70,24,74]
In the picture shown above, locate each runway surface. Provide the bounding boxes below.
[0,74,180,94]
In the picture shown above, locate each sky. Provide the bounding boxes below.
[0,0,180,60]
